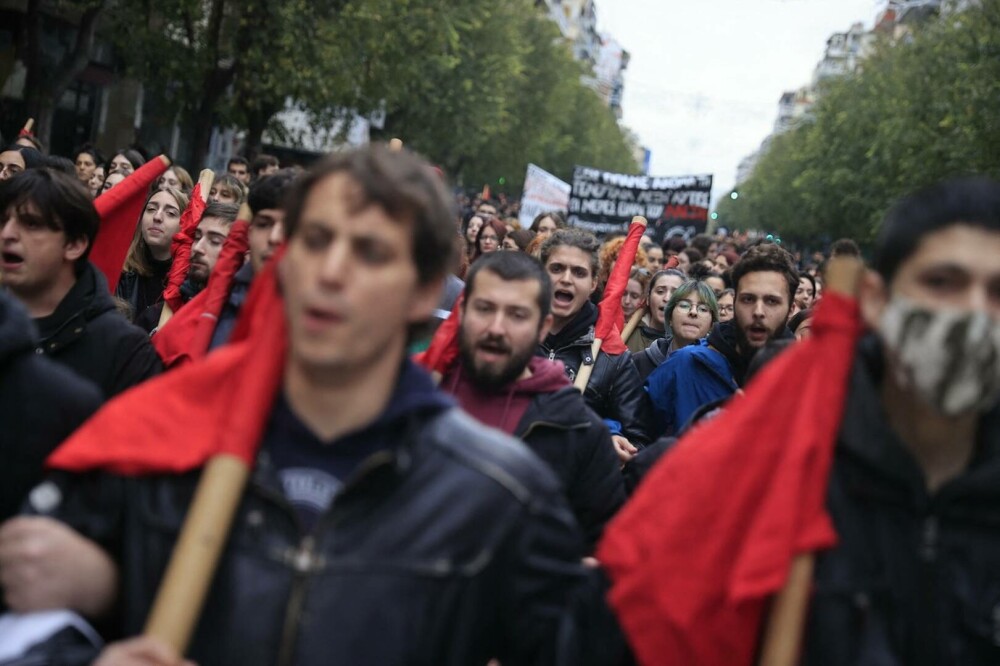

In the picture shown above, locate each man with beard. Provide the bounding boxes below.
[537,229,653,462]
[135,202,239,330]
[645,242,796,435]
[441,251,625,548]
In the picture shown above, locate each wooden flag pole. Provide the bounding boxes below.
[20,118,35,135]
[157,170,216,330]
[758,256,863,666]
[620,308,646,345]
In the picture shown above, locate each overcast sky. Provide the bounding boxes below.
[599,0,882,207]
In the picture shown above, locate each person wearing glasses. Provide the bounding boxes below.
[471,217,507,262]
[632,280,718,382]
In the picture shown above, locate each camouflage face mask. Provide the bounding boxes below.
[879,297,1000,416]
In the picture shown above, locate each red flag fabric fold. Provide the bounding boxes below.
[89,157,170,293]
[151,220,251,369]
[595,220,646,355]
[161,182,207,311]
[596,291,863,666]
[413,294,463,377]
[47,251,287,474]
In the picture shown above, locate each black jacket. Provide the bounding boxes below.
[35,262,162,399]
[0,291,101,522]
[538,302,653,445]
[115,256,171,328]
[42,407,618,666]
[515,387,626,548]
[804,337,1000,665]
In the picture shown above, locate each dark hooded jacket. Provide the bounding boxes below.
[444,357,626,547]
[116,256,172,329]
[0,291,101,521]
[804,337,1000,665]
[538,301,652,446]
[35,261,162,399]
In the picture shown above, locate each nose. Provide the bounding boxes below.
[317,240,349,287]
[191,236,207,258]
[487,311,506,335]
[152,206,165,223]
[753,300,766,318]
[268,220,284,247]
[1,215,16,239]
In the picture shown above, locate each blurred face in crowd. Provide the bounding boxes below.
[621,278,645,320]
[794,316,814,341]
[1,199,87,316]
[675,251,691,274]
[717,291,735,322]
[89,166,105,198]
[279,172,440,375]
[109,154,134,176]
[460,269,552,390]
[648,273,684,330]
[0,151,26,181]
[795,276,815,310]
[705,275,725,295]
[228,161,250,184]
[734,271,792,351]
[670,291,714,346]
[545,245,597,329]
[101,172,125,194]
[478,225,500,254]
[158,169,181,192]
[477,203,497,217]
[141,191,183,261]
[248,207,285,274]
[209,184,238,204]
[535,216,558,239]
[713,254,730,274]
[502,235,519,251]
[75,153,97,183]
[645,245,664,272]
[189,216,231,283]
[465,215,484,245]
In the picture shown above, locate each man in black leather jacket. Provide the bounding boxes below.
[536,229,652,462]
[803,178,1000,664]
[26,146,616,666]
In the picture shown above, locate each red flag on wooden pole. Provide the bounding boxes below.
[597,259,864,666]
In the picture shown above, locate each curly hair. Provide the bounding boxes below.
[730,242,798,302]
[597,235,648,287]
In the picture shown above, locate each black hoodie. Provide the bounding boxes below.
[0,291,101,521]
[34,261,162,399]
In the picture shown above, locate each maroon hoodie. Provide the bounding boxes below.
[443,356,571,435]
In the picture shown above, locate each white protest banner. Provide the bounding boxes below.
[518,164,571,229]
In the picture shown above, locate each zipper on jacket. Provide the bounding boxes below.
[276,535,322,666]
[920,515,938,563]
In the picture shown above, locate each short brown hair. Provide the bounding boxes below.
[283,143,456,286]
[730,243,798,302]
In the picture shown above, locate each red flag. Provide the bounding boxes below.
[413,294,463,376]
[152,220,250,369]
[596,291,863,665]
[161,182,207,311]
[595,219,646,355]
[47,248,286,474]
[90,156,170,293]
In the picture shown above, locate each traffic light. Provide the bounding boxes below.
[710,211,718,220]
[498,176,506,186]
[730,191,739,200]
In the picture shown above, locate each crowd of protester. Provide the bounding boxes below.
[1,133,999,666]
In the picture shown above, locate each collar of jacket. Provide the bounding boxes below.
[515,386,594,439]
[542,300,597,354]
[251,359,454,513]
[708,320,794,387]
[35,262,116,354]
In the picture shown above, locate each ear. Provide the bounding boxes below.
[63,236,89,264]
[858,268,888,330]
[407,275,445,324]
[589,276,598,295]
[537,313,554,342]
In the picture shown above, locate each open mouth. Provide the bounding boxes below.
[553,290,574,305]
[304,306,342,328]
[1,250,24,268]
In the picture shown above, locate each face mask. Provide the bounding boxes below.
[878,297,1000,416]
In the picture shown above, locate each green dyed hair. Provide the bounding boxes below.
[665,279,719,331]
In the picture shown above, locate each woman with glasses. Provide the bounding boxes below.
[632,280,719,382]
[716,288,735,323]
[471,217,507,263]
